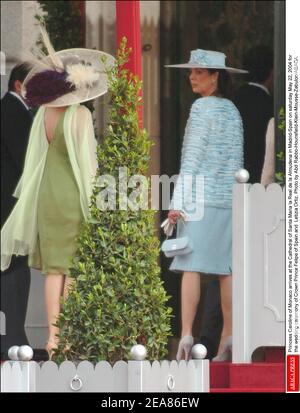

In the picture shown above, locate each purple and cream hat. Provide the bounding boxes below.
[21,24,115,107]
[165,49,248,74]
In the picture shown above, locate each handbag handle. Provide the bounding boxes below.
[161,212,188,240]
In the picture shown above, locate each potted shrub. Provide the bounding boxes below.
[54,39,172,364]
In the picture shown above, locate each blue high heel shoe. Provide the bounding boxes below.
[176,335,194,361]
[212,335,232,362]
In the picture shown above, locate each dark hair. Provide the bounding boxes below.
[8,62,32,91]
[208,69,232,99]
[243,45,273,83]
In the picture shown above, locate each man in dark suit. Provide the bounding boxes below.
[1,62,33,358]
[234,46,274,183]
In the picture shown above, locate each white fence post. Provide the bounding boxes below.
[20,361,36,392]
[128,344,147,392]
[128,361,145,392]
[232,170,285,363]
[191,344,209,392]
[233,171,251,363]
[1,345,35,392]
[193,360,209,392]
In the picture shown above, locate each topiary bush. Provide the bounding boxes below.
[54,38,172,364]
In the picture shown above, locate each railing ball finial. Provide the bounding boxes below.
[130,344,147,361]
[8,345,20,361]
[235,168,249,183]
[191,344,207,360]
[17,345,34,361]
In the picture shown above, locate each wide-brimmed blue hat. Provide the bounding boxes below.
[165,49,248,74]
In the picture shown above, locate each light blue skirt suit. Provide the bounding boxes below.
[169,96,243,275]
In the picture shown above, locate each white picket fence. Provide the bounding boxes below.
[232,180,285,362]
[1,171,285,390]
[1,357,209,393]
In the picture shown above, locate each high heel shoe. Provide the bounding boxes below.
[176,335,194,361]
[46,338,58,360]
[212,335,232,362]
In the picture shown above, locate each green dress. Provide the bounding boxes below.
[33,110,83,275]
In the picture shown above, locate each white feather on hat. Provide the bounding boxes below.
[66,63,100,89]
[21,23,115,106]
[38,24,64,70]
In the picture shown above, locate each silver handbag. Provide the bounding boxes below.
[161,235,193,258]
[160,214,193,258]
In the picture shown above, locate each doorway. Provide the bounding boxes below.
[159,0,277,341]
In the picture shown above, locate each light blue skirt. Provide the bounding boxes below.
[169,206,232,275]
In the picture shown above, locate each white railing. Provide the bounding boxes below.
[233,171,285,362]
[1,169,285,390]
[1,345,209,393]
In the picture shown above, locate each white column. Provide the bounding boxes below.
[140,1,160,173]
[85,1,116,139]
[1,1,40,96]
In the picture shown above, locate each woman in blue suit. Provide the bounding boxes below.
[165,49,246,361]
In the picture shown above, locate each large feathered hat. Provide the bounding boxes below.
[21,24,115,107]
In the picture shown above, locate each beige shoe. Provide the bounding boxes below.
[176,335,194,361]
[212,335,232,362]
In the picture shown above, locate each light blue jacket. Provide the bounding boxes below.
[170,96,243,210]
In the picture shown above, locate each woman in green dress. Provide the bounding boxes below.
[37,104,83,357]
[1,25,114,357]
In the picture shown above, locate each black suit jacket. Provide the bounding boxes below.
[233,84,273,184]
[1,92,33,273]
